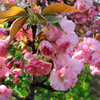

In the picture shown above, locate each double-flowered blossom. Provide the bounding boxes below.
[55,32,78,54]
[73,37,100,75]
[39,40,55,59]
[74,0,93,10]
[44,25,63,41]
[0,57,10,78]
[50,57,83,91]
[24,59,51,76]
[0,85,13,100]
[0,37,10,58]
[0,28,9,37]
[73,38,100,63]
[13,69,22,76]
[59,16,75,34]
[14,60,24,69]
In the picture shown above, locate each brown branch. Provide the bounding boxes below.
[35,83,70,92]
[12,92,24,100]
[31,25,37,54]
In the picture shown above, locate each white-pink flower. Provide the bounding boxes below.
[90,65,100,75]
[24,51,38,61]
[39,40,55,59]
[59,16,75,34]
[53,53,70,70]
[55,33,78,54]
[13,69,22,76]
[50,68,78,91]
[0,37,10,58]
[0,28,9,37]
[14,60,24,68]
[50,58,83,91]
[74,0,93,10]
[44,25,63,41]
[13,77,20,84]
[0,85,13,100]
[24,59,51,76]
[0,57,9,78]
[73,37,100,63]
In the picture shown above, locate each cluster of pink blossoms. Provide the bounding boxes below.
[0,29,24,99]
[0,85,13,100]
[69,0,100,36]
[73,37,100,75]
[0,0,100,98]
[23,15,84,91]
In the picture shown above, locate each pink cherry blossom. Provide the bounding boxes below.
[13,77,20,84]
[55,33,78,54]
[44,25,63,41]
[22,49,29,56]
[24,59,51,76]
[0,85,13,100]
[24,52,38,61]
[67,58,84,75]
[50,68,78,91]
[0,37,10,58]
[90,65,100,75]
[13,69,22,76]
[39,40,55,59]
[59,16,75,34]
[0,28,9,37]
[74,0,93,10]
[16,24,33,41]
[73,37,100,63]
[0,57,9,78]
[50,57,83,91]
[14,60,24,68]
[53,53,70,70]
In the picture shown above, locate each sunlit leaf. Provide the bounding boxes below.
[42,3,80,13]
[31,0,34,12]
[5,3,16,7]
[0,6,27,23]
[96,34,100,42]
[10,16,28,41]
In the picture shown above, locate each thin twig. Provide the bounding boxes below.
[12,92,25,100]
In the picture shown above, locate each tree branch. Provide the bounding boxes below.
[31,25,37,54]
[35,83,70,92]
[12,92,24,100]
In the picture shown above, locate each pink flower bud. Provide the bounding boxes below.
[13,77,20,84]
[24,59,51,76]
[13,69,22,76]
[14,60,24,68]
[39,40,55,59]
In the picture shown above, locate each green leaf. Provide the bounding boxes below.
[52,23,63,31]
[44,16,61,24]
[26,24,31,30]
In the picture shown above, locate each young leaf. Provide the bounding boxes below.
[10,16,28,41]
[0,6,27,23]
[42,3,80,13]
[31,0,34,13]
[5,3,16,7]
[44,16,61,23]
[52,23,63,31]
